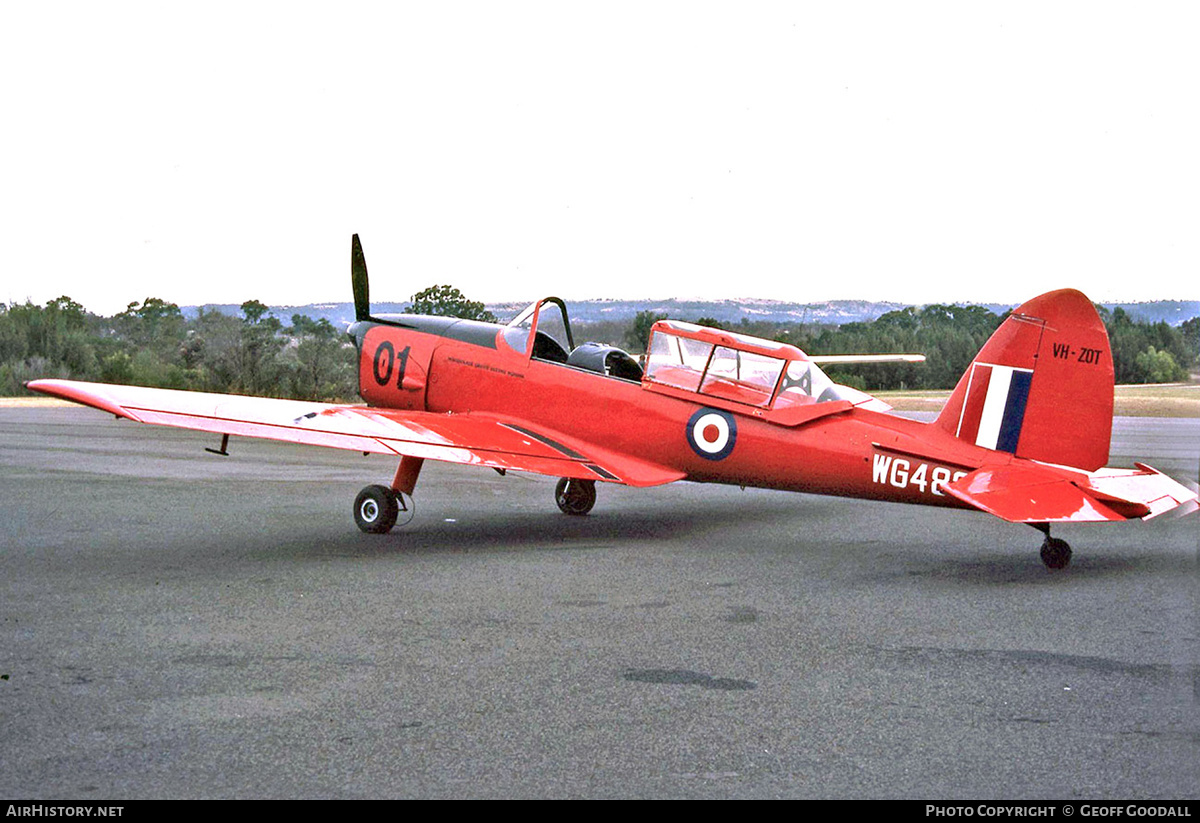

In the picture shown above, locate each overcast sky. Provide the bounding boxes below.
[2,2,1197,316]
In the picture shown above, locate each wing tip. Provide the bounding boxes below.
[24,378,136,420]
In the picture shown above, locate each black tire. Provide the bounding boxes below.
[1040,536,1072,570]
[555,478,597,516]
[354,484,399,534]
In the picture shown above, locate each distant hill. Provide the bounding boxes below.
[183,298,1200,329]
[1108,300,1200,326]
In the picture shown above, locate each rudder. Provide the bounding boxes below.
[935,289,1113,471]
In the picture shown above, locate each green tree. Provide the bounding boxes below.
[0,303,31,364]
[289,314,355,400]
[100,351,134,384]
[237,300,284,395]
[189,308,243,391]
[1101,307,1194,384]
[1134,346,1185,383]
[406,285,496,322]
[1181,317,1199,371]
[624,310,667,354]
[114,297,186,353]
[45,296,88,328]
[0,298,103,386]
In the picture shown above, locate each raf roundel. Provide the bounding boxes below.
[686,408,738,461]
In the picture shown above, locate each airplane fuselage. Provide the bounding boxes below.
[350,316,1004,511]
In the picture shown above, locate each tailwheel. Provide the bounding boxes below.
[1039,536,1072,570]
[1032,523,1072,570]
[555,478,597,516]
[354,484,399,534]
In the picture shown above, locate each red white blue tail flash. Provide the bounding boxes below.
[956,363,1034,453]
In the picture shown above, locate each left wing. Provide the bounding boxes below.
[25,379,685,488]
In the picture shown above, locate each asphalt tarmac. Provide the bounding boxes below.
[1,407,1196,799]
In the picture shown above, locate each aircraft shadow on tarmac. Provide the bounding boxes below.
[857,550,1170,588]
[320,491,818,554]
[213,487,1193,584]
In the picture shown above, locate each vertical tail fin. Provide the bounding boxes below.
[935,289,1113,471]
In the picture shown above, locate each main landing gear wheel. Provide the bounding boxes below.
[1040,536,1072,570]
[555,478,596,516]
[354,484,399,534]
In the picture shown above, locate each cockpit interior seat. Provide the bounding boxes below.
[567,342,644,381]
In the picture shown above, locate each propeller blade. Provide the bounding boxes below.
[352,234,371,321]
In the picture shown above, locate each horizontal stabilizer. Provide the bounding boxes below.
[944,462,1197,524]
[1083,464,1199,520]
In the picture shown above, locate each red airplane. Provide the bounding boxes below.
[27,236,1196,569]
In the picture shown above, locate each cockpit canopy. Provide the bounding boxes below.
[644,321,851,409]
[502,302,872,409]
[503,297,575,362]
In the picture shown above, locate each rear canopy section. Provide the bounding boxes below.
[643,320,878,410]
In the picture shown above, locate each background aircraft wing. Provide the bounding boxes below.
[808,354,925,364]
[944,462,1196,523]
[25,379,685,487]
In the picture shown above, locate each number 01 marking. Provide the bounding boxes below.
[372,342,411,388]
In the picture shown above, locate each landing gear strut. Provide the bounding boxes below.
[354,456,423,534]
[555,477,596,516]
[1032,523,1072,569]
